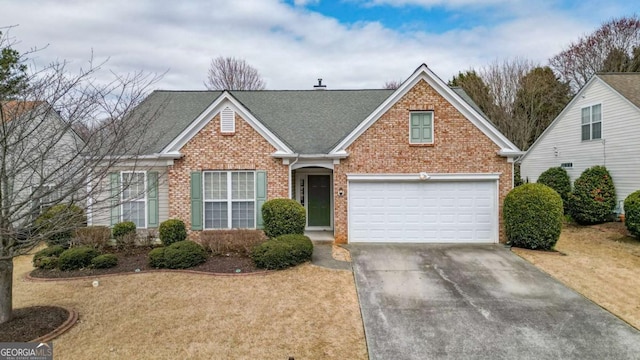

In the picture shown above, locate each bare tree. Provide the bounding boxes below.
[550,15,640,92]
[383,79,403,90]
[205,56,266,90]
[0,29,163,324]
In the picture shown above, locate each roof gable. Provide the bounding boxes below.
[520,73,640,162]
[330,64,520,155]
[161,91,293,155]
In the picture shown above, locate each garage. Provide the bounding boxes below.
[348,175,498,243]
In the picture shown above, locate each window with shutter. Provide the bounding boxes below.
[409,112,434,144]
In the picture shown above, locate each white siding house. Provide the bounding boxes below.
[520,73,640,213]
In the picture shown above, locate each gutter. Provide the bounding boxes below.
[272,152,349,160]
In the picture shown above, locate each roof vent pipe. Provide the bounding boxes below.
[313,78,327,90]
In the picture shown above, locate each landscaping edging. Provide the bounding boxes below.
[24,268,271,282]
[30,306,78,343]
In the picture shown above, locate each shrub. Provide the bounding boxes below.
[503,183,563,250]
[74,226,111,250]
[91,254,118,269]
[262,198,306,238]
[624,190,640,238]
[35,204,86,247]
[148,247,167,268]
[568,166,616,224]
[33,245,65,269]
[112,221,137,250]
[159,219,187,246]
[251,234,313,270]
[200,229,268,255]
[163,241,207,269]
[36,256,58,270]
[58,246,100,271]
[537,167,571,212]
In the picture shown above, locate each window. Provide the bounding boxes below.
[581,104,601,141]
[121,172,146,228]
[203,171,255,229]
[410,112,434,144]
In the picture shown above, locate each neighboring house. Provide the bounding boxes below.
[0,100,84,226]
[90,64,521,244]
[520,73,640,213]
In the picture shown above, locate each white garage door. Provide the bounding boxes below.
[348,180,497,243]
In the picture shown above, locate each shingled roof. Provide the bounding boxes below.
[128,85,493,156]
[598,73,640,109]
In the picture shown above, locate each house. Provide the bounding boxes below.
[90,64,521,244]
[0,100,84,227]
[520,73,640,213]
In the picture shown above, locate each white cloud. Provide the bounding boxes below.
[0,0,630,90]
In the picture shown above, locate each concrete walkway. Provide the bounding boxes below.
[350,244,640,360]
[311,242,351,271]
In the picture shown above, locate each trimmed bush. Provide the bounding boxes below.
[36,256,58,270]
[58,246,100,271]
[163,241,207,269]
[91,254,118,269]
[148,247,167,268]
[624,190,640,238]
[251,234,313,270]
[35,204,86,247]
[159,219,187,246]
[537,167,571,212]
[75,226,111,249]
[568,166,616,224]
[262,198,306,238]
[503,183,563,250]
[113,221,137,250]
[200,229,267,255]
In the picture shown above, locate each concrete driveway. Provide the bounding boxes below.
[350,244,640,360]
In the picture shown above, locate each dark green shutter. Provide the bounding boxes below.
[147,172,159,228]
[190,172,203,230]
[109,172,120,226]
[255,171,267,229]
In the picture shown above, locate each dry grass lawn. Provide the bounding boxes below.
[513,223,640,329]
[12,254,367,359]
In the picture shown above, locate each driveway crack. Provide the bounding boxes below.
[433,264,492,321]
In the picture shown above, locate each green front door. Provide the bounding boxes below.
[307,175,331,227]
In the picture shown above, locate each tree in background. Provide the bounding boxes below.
[512,67,571,149]
[383,79,403,89]
[449,70,496,118]
[205,56,266,90]
[549,15,640,92]
[0,29,162,324]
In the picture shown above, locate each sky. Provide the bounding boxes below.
[1,0,637,90]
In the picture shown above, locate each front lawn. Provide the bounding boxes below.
[12,252,367,359]
[513,222,640,329]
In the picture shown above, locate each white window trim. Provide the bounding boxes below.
[121,171,147,228]
[581,103,602,141]
[203,171,256,229]
[409,111,434,145]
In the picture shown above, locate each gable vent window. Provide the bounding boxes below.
[560,162,573,169]
[220,106,235,133]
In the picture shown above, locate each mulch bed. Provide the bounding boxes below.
[0,306,69,342]
[30,246,261,279]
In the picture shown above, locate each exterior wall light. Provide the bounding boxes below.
[419,172,430,180]
[338,188,344,197]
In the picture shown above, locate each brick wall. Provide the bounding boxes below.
[168,112,289,240]
[333,79,512,243]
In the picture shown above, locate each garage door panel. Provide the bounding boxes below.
[349,180,497,243]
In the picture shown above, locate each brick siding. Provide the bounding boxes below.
[333,79,512,243]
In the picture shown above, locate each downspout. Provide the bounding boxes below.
[288,156,299,199]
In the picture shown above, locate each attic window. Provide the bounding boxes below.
[220,107,235,133]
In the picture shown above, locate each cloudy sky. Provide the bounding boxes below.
[2,0,636,90]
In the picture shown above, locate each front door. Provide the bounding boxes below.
[307,175,331,227]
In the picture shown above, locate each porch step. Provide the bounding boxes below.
[305,230,335,242]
